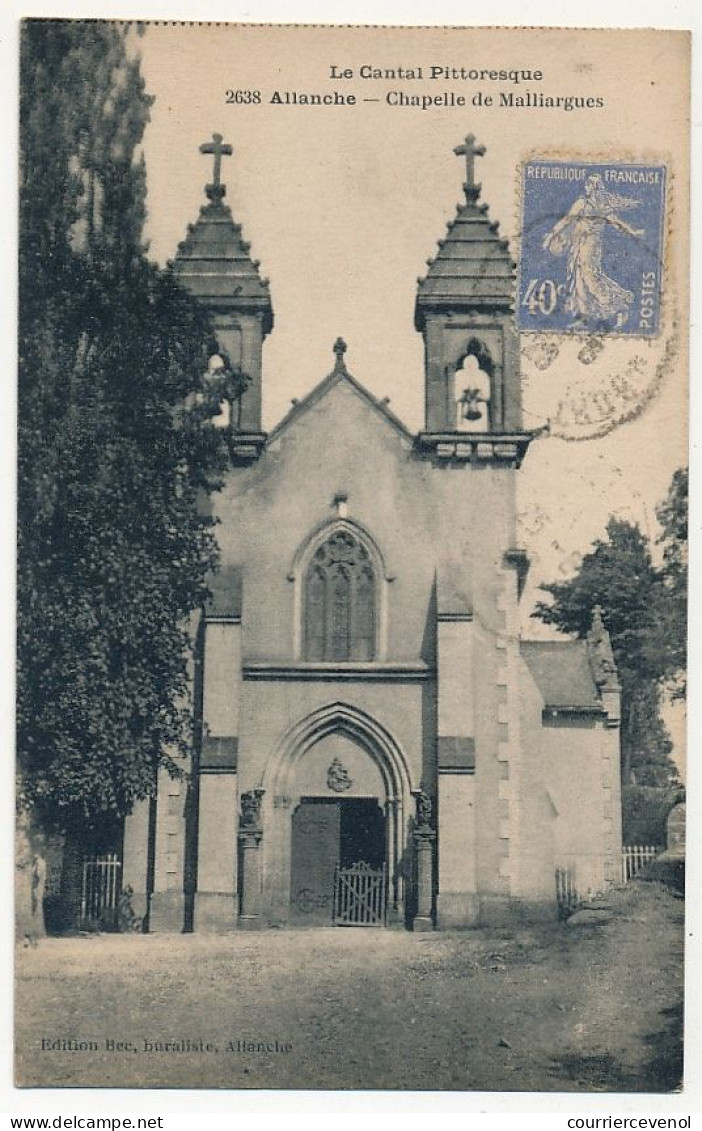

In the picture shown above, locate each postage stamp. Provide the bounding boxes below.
[517,160,667,337]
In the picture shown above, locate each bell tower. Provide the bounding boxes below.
[173,133,273,459]
[415,134,530,464]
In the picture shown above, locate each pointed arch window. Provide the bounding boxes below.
[304,530,376,661]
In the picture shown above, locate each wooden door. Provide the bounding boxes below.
[290,801,340,926]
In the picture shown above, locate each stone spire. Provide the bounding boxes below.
[172,133,273,440]
[415,132,525,443]
[586,605,621,728]
[173,132,272,328]
[587,606,620,691]
[415,133,515,326]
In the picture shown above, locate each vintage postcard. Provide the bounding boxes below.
[15,22,689,1093]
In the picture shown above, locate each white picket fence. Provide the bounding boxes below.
[621,844,662,883]
[80,853,122,928]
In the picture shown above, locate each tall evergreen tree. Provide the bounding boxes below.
[18,19,227,869]
[532,516,676,786]
[656,467,688,702]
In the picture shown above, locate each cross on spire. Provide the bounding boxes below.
[333,337,348,373]
[199,132,233,202]
[453,133,486,197]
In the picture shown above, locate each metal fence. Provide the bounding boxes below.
[80,853,122,929]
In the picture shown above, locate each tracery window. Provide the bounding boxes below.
[304,530,376,661]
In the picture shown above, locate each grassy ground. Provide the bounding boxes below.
[15,879,683,1092]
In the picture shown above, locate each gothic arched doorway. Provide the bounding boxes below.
[263,704,413,929]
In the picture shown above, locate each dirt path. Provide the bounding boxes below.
[15,880,683,1092]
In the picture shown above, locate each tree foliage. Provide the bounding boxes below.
[532,508,683,787]
[656,467,688,701]
[621,783,683,847]
[18,22,227,832]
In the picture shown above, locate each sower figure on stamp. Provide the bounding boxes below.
[543,173,645,330]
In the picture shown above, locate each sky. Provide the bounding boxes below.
[133,24,689,761]
[134,25,688,631]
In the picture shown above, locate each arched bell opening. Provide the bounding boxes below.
[454,338,494,433]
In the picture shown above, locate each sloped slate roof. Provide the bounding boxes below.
[520,640,601,710]
[172,199,273,332]
[415,194,516,328]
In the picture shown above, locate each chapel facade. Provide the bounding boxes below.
[122,132,622,932]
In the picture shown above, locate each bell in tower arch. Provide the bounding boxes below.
[456,355,491,432]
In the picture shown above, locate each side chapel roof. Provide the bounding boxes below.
[521,610,620,713]
[520,641,601,711]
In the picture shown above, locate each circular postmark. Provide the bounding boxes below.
[520,330,679,442]
[517,448,654,618]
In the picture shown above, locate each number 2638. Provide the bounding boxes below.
[225,90,262,104]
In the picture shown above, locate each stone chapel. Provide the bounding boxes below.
[121,132,623,932]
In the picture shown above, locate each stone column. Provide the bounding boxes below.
[238,788,264,929]
[385,798,405,928]
[413,827,436,932]
[412,790,436,932]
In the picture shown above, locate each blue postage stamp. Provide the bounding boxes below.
[518,160,666,337]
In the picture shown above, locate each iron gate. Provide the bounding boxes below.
[333,862,386,926]
[80,853,122,928]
